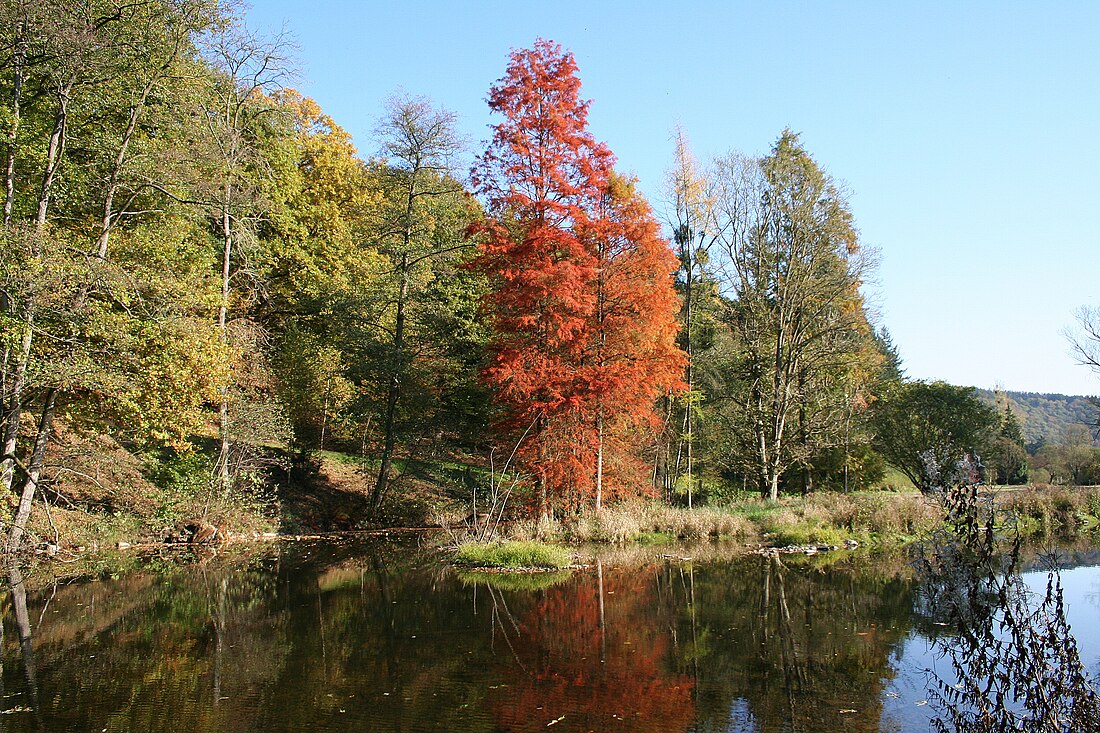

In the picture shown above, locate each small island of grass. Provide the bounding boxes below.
[454,540,572,570]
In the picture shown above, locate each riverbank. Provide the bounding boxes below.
[14,441,469,556]
[448,485,1100,560]
[14,431,1100,566]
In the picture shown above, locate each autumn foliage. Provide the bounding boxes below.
[472,39,685,516]
[490,572,696,732]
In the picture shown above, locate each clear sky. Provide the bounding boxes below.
[244,0,1100,396]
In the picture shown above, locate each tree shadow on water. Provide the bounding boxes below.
[914,484,1100,732]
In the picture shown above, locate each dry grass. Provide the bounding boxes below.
[998,485,1100,535]
[498,502,754,544]
[565,503,753,543]
[717,491,940,547]
[480,491,947,548]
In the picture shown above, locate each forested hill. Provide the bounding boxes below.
[977,390,1099,447]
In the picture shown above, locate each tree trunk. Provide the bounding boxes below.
[2,79,69,496]
[8,388,58,553]
[3,21,25,228]
[0,317,32,494]
[96,83,152,258]
[537,416,548,523]
[843,396,851,493]
[35,81,72,231]
[683,236,694,510]
[217,197,232,496]
[595,408,603,512]
[686,430,693,509]
[372,253,408,513]
[319,378,331,452]
[595,249,605,513]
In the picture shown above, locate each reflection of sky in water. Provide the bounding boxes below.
[724,697,759,732]
[1053,564,1100,678]
[880,561,1100,732]
[881,638,937,732]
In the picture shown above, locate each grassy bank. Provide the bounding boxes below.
[462,491,941,548]
[450,485,1100,551]
[20,424,1100,565]
[998,484,1100,535]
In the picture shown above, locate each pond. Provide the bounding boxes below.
[1,537,1098,732]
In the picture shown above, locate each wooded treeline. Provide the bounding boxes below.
[0,0,488,547]
[0,5,1083,545]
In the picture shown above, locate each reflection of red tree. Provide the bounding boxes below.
[490,570,695,733]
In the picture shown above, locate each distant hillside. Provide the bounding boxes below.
[977,389,1099,448]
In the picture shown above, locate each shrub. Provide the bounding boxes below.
[999,485,1100,535]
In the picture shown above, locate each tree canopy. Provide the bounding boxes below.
[871,381,999,494]
[472,39,684,517]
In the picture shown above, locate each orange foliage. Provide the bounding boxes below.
[472,40,685,515]
[489,572,695,732]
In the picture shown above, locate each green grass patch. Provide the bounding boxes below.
[456,569,573,591]
[762,519,849,547]
[454,540,571,569]
[317,449,369,466]
[730,502,784,523]
[875,466,918,492]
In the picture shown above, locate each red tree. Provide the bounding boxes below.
[472,40,684,517]
[584,174,686,509]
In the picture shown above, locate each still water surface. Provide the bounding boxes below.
[1,538,1098,732]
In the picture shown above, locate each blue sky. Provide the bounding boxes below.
[245,0,1100,396]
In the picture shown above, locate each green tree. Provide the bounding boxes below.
[368,95,473,513]
[260,89,386,452]
[872,326,905,384]
[663,129,719,506]
[0,0,231,548]
[194,21,295,495]
[988,402,1029,485]
[871,381,999,494]
[1053,426,1099,486]
[709,131,877,501]
[274,326,354,451]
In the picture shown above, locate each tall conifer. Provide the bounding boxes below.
[473,40,684,516]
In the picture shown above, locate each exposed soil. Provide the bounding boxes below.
[275,452,474,533]
[277,455,378,532]
[13,423,469,553]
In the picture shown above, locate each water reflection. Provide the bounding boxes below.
[914,487,1100,732]
[683,552,914,732]
[0,537,1095,732]
[8,567,42,728]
